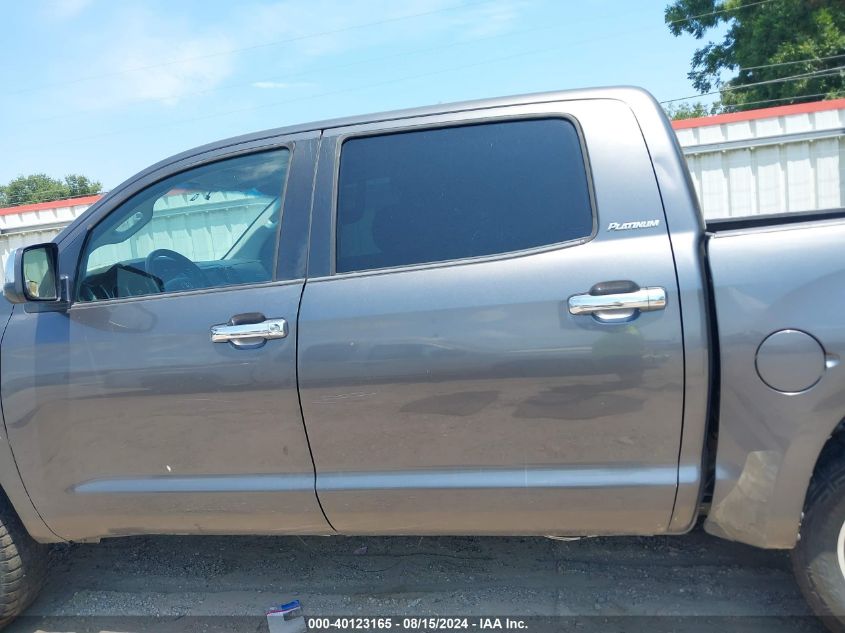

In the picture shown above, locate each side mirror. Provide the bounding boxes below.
[3,244,60,304]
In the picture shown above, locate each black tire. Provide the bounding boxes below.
[0,492,48,628]
[792,439,845,632]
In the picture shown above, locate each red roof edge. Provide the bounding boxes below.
[0,194,103,218]
[671,98,845,130]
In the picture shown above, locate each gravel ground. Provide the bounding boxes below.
[6,527,828,633]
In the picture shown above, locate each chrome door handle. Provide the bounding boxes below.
[211,318,288,343]
[568,287,666,316]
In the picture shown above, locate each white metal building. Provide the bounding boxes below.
[1,98,844,269]
[673,98,845,219]
[0,195,101,271]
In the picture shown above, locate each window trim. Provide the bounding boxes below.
[67,277,305,310]
[72,144,294,305]
[328,113,598,279]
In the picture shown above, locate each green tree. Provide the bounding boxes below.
[664,101,721,119]
[0,173,102,207]
[665,0,845,111]
[63,174,101,198]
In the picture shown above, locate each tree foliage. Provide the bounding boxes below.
[664,101,721,119]
[0,174,102,207]
[665,0,845,110]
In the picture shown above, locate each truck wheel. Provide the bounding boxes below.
[0,493,48,627]
[792,442,845,632]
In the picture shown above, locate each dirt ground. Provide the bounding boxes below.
[7,527,829,633]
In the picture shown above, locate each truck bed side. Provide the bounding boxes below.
[704,217,845,548]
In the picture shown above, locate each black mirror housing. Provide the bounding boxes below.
[3,244,60,304]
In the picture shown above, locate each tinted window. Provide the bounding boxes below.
[78,149,289,302]
[335,119,592,273]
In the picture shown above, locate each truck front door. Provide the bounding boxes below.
[1,134,329,540]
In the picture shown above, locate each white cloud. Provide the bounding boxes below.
[58,1,523,111]
[118,35,236,106]
[46,0,94,20]
[68,7,236,109]
[241,0,523,62]
[454,1,524,39]
[251,81,315,90]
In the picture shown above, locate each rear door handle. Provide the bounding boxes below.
[569,286,666,317]
[211,318,288,344]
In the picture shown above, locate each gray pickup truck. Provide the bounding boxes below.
[2,86,845,627]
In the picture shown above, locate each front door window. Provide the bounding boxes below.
[78,149,290,302]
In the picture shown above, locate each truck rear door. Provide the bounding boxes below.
[299,99,684,535]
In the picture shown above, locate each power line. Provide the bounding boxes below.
[5,40,596,156]
[660,2,844,104]
[740,53,845,72]
[665,92,833,114]
[13,13,691,155]
[660,65,845,103]
[0,0,795,158]
[13,0,786,130]
[666,0,776,26]
[109,59,838,130]
[16,22,560,128]
[8,0,776,99]
[6,0,496,96]
[715,92,832,109]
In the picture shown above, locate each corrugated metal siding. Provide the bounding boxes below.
[0,199,93,271]
[675,108,845,219]
[0,201,89,233]
[86,192,271,270]
[0,194,270,272]
[1,228,64,271]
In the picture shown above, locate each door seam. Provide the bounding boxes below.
[294,133,336,532]
[295,280,336,533]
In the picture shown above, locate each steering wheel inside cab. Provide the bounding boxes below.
[145,249,209,293]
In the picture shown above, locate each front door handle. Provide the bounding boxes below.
[211,318,288,344]
[569,287,666,317]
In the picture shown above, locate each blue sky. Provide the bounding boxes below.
[1,0,714,190]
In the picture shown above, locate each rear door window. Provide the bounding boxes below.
[335,118,593,274]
